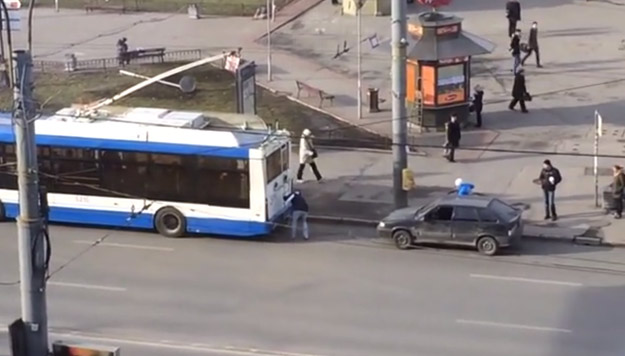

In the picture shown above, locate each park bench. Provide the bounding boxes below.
[84,4,126,13]
[126,48,166,63]
[295,80,335,108]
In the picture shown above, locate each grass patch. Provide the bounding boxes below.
[25,0,294,16]
[0,64,388,148]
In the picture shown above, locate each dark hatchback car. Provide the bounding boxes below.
[377,195,523,255]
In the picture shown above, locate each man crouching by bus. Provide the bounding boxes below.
[284,190,310,240]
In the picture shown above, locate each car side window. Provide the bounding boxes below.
[478,208,498,223]
[453,207,479,222]
[427,206,453,221]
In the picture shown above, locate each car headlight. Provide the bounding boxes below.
[378,221,385,228]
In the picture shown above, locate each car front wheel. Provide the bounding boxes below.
[392,229,413,250]
[476,236,498,256]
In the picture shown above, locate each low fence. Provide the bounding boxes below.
[32,49,220,73]
[22,0,290,16]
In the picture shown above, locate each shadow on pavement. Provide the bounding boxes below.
[512,238,614,256]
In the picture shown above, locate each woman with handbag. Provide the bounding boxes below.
[509,67,530,113]
[296,128,323,183]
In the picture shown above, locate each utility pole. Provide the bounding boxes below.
[13,49,49,356]
[391,0,408,209]
[265,0,272,81]
[356,0,362,119]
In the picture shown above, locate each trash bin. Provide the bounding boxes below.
[602,184,624,213]
[368,87,380,113]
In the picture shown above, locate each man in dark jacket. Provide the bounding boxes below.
[611,165,625,218]
[285,190,310,239]
[509,67,529,113]
[472,85,484,128]
[538,159,562,221]
[522,21,542,67]
[510,29,522,73]
[444,114,461,162]
[506,0,521,37]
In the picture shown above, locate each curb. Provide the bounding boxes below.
[255,0,325,42]
[307,217,625,247]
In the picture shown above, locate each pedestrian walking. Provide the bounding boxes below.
[116,37,129,66]
[537,159,562,221]
[509,67,530,113]
[522,21,542,67]
[444,114,461,163]
[472,85,484,128]
[285,190,309,240]
[506,0,521,37]
[510,29,522,73]
[611,165,625,219]
[296,128,323,183]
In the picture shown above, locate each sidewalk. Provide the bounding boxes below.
[16,2,625,246]
[295,147,625,246]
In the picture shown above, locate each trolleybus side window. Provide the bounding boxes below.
[0,143,17,189]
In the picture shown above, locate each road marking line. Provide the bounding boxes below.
[469,273,583,287]
[73,240,174,252]
[48,282,126,292]
[456,319,572,333]
[48,331,327,356]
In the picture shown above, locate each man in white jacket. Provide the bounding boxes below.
[296,128,322,183]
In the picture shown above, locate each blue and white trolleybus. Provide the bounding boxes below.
[0,107,292,237]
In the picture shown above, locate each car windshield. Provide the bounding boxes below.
[415,201,436,216]
[489,199,519,221]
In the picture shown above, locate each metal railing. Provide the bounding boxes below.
[32,49,217,73]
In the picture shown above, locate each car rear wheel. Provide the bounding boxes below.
[392,229,413,250]
[476,235,498,256]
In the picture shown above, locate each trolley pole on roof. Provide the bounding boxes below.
[13,49,49,356]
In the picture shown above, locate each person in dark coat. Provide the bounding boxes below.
[506,0,521,37]
[611,165,625,219]
[509,67,529,113]
[522,21,542,67]
[284,190,310,239]
[472,85,484,128]
[444,114,461,163]
[510,29,522,73]
[538,159,562,221]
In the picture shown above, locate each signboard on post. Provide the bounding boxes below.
[235,60,257,115]
[1,0,21,31]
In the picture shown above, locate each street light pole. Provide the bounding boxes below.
[357,0,362,119]
[13,49,49,356]
[266,0,272,81]
[391,0,408,208]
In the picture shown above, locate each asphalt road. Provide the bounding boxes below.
[1,222,625,356]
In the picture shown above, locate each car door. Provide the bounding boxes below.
[451,206,481,244]
[415,205,453,242]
